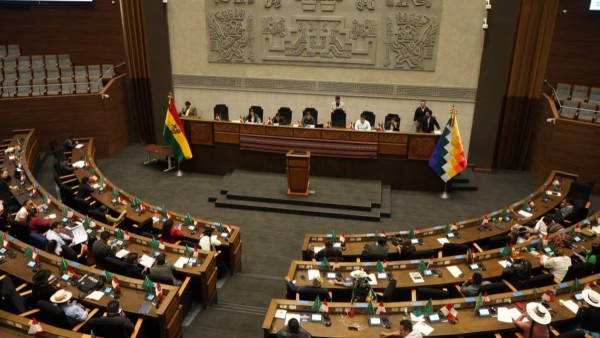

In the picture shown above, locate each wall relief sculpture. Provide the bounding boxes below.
[207,9,253,62]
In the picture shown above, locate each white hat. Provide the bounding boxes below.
[350,270,366,279]
[582,289,600,308]
[50,289,72,304]
[526,302,551,325]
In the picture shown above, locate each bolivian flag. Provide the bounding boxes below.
[163,94,193,163]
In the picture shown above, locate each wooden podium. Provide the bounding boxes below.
[286,150,310,196]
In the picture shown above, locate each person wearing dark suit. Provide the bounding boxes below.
[301,111,316,127]
[92,231,115,268]
[246,109,262,123]
[501,250,533,290]
[414,100,432,132]
[315,241,342,261]
[284,276,331,302]
[420,111,440,133]
[362,236,389,258]
[63,135,78,152]
[59,158,75,176]
[149,253,181,286]
[125,253,148,279]
[0,170,19,213]
[273,112,287,125]
[76,176,95,200]
[29,269,59,308]
[384,117,400,132]
[94,300,135,335]
[576,289,600,337]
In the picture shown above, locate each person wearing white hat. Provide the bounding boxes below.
[513,302,550,338]
[576,289,600,338]
[50,289,90,322]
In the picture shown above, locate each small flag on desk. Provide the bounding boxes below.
[311,296,322,312]
[339,232,346,245]
[184,244,193,257]
[409,228,416,239]
[116,229,124,240]
[140,202,146,213]
[444,223,451,234]
[382,259,388,268]
[320,299,329,314]
[542,290,555,303]
[451,222,458,232]
[194,245,200,259]
[112,276,121,294]
[427,256,434,269]
[571,278,580,292]
[150,237,160,249]
[32,186,37,196]
[332,259,340,271]
[475,292,483,311]
[374,260,385,273]
[500,244,512,257]
[59,257,69,274]
[43,194,49,204]
[124,231,130,241]
[90,329,95,338]
[159,239,165,250]
[482,216,489,226]
[24,246,33,259]
[104,270,114,282]
[184,213,193,225]
[61,206,68,216]
[320,257,329,271]
[440,303,458,322]
[2,235,10,249]
[28,317,44,335]
[376,301,386,315]
[131,196,140,208]
[32,248,39,262]
[417,259,427,274]
[482,291,490,304]
[423,299,434,315]
[112,188,120,199]
[155,283,163,302]
[532,288,539,299]
[585,282,595,290]
[83,216,91,228]
[226,224,233,235]
[142,276,155,292]
[330,230,337,241]
[118,196,125,205]
[366,299,375,315]
[166,210,173,220]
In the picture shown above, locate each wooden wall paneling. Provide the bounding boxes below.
[102,75,132,156]
[407,135,437,160]
[266,126,295,137]
[321,130,350,141]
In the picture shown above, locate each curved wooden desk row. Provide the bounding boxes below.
[4,129,218,309]
[262,272,600,337]
[301,170,577,258]
[0,307,94,338]
[0,230,181,338]
[288,213,600,293]
[70,138,243,276]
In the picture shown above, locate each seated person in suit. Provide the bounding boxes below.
[354,114,372,131]
[92,231,116,268]
[0,275,27,314]
[180,101,197,117]
[149,253,182,286]
[331,95,345,113]
[576,289,600,337]
[315,241,342,261]
[50,289,90,323]
[95,300,135,335]
[502,250,533,290]
[45,222,72,255]
[63,135,78,152]
[362,235,389,258]
[16,199,34,222]
[27,208,50,233]
[460,272,490,296]
[397,239,415,260]
[278,318,312,338]
[420,110,440,133]
[161,219,183,244]
[246,109,262,123]
[540,248,572,282]
[273,112,287,125]
[76,176,95,200]
[552,199,575,224]
[0,170,19,213]
[125,253,148,279]
[29,269,59,308]
[301,111,315,127]
[284,275,331,302]
[384,117,400,132]
[59,157,75,176]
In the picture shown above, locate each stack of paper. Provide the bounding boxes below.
[437,237,450,245]
[139,254,156,268]
[446,265,464,278]
[307,269,320,281]
[497,307,524,323]
[86,291,104,301]
[115,249,130,259]
[518,210,533,218]
[414,321,435,335]
[174,257,189,269]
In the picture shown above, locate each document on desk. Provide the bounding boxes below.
[496,307,523,323]
[68,224,88,245]
[307,269,320,281]
[367,273,378,285]
[497,260,510,268]
[72,160,85,168]
[409,272,425,283]
[284,313,300,326]
[593,225,600,234]
[139,254,156,268]
[86,291,104,301]
[274,309,287,319]
[561,300,580,314]
[313,246,324,253]
[115,249,130,259]
[518,210,533,218]
[75,144,84,149]
[174,257,189,269]
[410,313,425,322]
[413,321,434,336]
[446,265,464,278]
[436,237,450,245]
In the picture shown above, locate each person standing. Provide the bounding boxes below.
[331,95,345,113]
[420,111,440,133]
[413,100,431,132]
[180,101,197,117]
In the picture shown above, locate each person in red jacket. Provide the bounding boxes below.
[27,208,50,233]
[161,219,183,244]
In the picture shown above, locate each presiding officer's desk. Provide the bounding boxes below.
[263,271,599,338]
[0,229,181,338]
[181,119,444,191]
[4,129,217,310]
[301,170,577,260]
[69,140,243,276]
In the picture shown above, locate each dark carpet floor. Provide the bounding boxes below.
[36,143,600,338]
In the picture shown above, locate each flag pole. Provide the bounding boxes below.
[176,161,184,177]
[440,181,449,199]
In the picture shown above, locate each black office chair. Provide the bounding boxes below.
[58,183,76,207]
[442,243,470,257]
[478,281,510,295]
[73,197,91,215]
[380,279,397,302]
[134,217,154,235]
[87,208,108,224]
[36,300,77,329]
[484,235,512,250]
[249,105,264,122]
[8,218,30,243]
[562,262,594,282]
[385,114,400,124]
[527,274,556,289]
[410,249,437,260]
[296,287,331,302]
[362,111,376,128]
[87,317,133,338]
[303,107,318,124]
[277,107,292,125]
[214,104,229,121]
[330,112,346,128]
[360,252,387,262]
[416,287,449,300]
[0,277,27,314]
[104,256,128,276]
[148,273,175,285]
[29,232,48,251]
[555,330,586,338]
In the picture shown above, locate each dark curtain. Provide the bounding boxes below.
[121,0,156,144]
[494,0,559,169]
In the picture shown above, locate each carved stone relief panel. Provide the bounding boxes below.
[206,0,441,70]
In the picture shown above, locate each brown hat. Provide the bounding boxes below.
[511,250,524,260]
